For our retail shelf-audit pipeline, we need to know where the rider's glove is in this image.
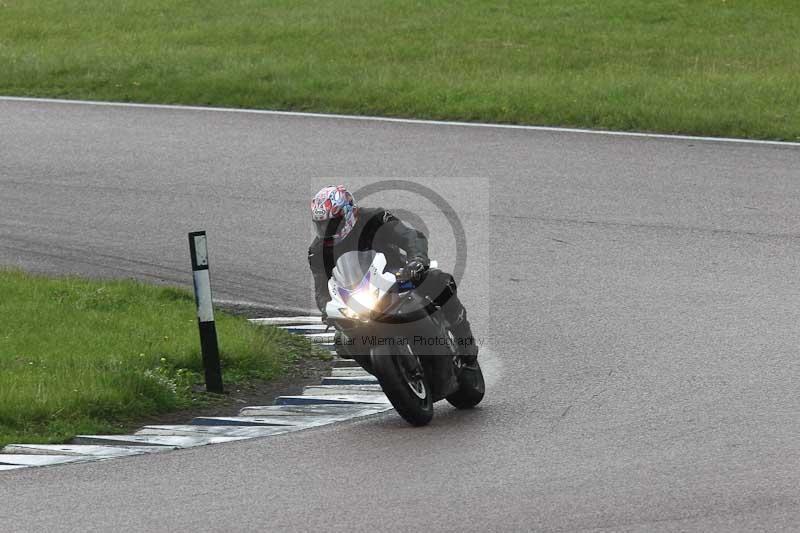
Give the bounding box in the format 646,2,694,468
397,259,428,282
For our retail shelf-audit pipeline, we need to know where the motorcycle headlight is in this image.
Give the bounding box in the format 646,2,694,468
351,288,379,311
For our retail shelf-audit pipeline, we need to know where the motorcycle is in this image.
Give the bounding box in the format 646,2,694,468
324,250,484,426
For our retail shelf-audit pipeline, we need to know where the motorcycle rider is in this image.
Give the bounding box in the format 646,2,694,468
307,185,478,366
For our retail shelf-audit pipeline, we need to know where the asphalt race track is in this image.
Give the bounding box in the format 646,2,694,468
1,98,799,532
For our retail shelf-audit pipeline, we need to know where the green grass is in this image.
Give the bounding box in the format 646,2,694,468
0,269,324,448
0,1,798,140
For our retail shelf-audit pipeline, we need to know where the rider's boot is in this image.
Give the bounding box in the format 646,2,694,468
423,268,478,366
444,302,479,366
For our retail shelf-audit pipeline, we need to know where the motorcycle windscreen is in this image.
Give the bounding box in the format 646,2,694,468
331,250,378,290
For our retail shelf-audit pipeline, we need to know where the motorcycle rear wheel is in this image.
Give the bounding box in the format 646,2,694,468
371,344,434,426
446,362,485,409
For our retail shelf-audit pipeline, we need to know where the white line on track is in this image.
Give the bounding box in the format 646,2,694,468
1,96,798,148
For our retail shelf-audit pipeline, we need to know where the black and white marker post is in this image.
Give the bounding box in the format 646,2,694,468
188,231,224,393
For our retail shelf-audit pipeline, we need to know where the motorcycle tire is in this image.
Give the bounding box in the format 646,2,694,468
446,362,485,409
371,344,434,427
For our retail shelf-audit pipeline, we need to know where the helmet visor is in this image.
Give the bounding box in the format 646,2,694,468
314,217,344,239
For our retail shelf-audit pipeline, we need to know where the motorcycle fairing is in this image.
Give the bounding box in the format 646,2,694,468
326,250,397,320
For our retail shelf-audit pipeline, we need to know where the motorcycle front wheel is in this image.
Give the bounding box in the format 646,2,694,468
371,344,434,427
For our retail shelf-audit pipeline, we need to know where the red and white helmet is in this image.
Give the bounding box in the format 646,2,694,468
310,185,357,242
